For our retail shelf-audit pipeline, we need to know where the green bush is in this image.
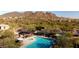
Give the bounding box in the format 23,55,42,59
0,30,20,48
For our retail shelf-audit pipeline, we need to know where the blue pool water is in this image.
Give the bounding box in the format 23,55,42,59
24,36,55,48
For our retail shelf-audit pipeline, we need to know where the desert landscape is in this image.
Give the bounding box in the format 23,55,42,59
0,11,79,48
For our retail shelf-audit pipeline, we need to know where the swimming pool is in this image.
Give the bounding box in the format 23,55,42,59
23,36,54,48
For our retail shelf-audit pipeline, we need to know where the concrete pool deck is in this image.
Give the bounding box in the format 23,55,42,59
20,36,36,48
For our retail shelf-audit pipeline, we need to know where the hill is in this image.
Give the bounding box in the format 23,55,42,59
0,11,22,17
0,11,57,18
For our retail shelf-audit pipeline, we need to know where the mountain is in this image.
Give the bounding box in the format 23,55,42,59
0,11,22,17
0,11,77,22
0,11,57,17
22,11,34,16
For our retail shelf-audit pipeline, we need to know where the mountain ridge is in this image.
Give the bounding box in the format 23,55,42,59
0,11,57,17
0,11,78,21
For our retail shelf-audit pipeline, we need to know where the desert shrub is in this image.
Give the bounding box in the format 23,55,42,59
0,30,20,48
57,35,73,48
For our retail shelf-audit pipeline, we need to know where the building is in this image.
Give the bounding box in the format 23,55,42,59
14,28,31,38
0,24,10,30
72,28,79,38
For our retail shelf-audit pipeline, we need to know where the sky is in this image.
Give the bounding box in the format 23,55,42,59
0,0,79,18
52,11,79,18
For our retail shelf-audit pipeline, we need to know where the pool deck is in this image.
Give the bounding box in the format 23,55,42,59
20,36,36,48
